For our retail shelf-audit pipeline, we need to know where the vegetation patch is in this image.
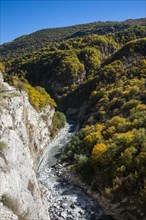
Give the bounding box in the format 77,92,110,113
4,75,57,110
0,193,19,215
1,19,146,219
23,83,57,110
0,141,6,150
51,111,66,137
0,62,5,72
62,75,146,218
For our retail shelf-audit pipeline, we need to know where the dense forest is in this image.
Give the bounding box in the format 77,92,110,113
0,17,146,219
0,17,145,60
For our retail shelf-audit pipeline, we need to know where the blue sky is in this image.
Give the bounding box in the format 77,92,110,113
0,0,145,44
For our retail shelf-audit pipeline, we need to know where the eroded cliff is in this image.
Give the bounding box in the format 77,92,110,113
0,71,55,220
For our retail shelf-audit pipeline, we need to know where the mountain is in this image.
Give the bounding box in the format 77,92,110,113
3,25,146,108
0,18,146,60
60,38,146,219
60,38,146,118
1,17,146,220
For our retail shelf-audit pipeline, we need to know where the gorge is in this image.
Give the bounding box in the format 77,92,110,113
0,71,114,220
37,122,115,220
0,17,146,220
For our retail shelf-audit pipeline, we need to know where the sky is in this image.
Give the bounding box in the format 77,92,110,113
0,0,146,44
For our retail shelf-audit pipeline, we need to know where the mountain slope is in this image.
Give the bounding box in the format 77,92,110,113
0,18,145,60
58,38,146,115
61,38,146,219
3,34,118,101
1,18,146,220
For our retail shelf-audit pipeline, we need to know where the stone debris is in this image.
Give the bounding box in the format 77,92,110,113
0,203,18,220
37,123,112,220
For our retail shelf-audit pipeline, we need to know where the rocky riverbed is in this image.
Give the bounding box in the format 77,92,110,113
37,122,115,220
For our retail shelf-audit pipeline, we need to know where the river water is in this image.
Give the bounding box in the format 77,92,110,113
37,122,114,220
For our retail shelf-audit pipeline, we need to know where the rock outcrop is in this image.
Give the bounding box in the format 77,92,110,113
0,71,55,220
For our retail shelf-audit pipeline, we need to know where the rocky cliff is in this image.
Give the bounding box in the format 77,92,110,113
0,71,55,220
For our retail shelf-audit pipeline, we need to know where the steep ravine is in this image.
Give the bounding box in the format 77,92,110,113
0,70,114,220
37,122,115,220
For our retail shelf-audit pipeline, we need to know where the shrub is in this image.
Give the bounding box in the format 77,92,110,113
51,111,66,136
122,99,140,114
0,193,19,215
91,143,107,159
0,141,6,150
93,88,106,101
0,62,5,72
120,147,137,166
24,83,57,110
8,75,57,110
108,116,129,132
76,154,94,184
113,131,134,146
108,97,125,110
103,126,116,139
83,131,102,150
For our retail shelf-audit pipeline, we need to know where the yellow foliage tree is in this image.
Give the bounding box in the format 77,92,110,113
103,126,116,139
91,143,107,160
83,131,103,148
114,131,134,146
24,83,57,110
0,62,5,72
95,124,105,132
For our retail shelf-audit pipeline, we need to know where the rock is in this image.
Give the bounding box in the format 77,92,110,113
61,212,67,219
70,203,75,209
0,71,54,220
79,210,83,215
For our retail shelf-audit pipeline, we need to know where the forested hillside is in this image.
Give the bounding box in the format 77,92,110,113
61,38,146,219
1,17,146,219
0,18,145,60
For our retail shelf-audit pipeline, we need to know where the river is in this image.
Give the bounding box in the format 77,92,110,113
37,122,114,220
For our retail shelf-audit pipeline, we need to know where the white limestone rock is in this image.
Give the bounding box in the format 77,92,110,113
0,71,54,220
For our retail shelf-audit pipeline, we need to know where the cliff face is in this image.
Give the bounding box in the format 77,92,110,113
0,71,55,220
